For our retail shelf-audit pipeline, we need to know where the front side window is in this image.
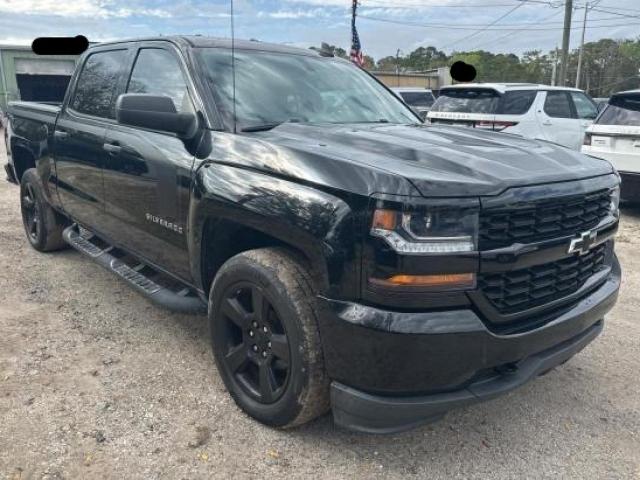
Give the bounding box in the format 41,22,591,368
127,48,192,114
570,92,598,120
71,49,127,118
430,89,500,114
543,91,573,118
196,48,417,130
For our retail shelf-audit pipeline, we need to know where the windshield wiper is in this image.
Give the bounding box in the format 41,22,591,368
240,123,282,132
240,118,305,133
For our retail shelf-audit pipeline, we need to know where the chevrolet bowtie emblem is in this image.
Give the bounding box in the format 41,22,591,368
568,230,598,256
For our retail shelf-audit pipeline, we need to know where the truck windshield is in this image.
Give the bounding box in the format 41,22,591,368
430,88,501,114
195,48,418,131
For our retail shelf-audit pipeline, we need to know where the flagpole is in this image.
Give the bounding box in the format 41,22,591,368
350,0,364,67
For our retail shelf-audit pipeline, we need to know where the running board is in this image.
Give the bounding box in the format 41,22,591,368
63,225,206,314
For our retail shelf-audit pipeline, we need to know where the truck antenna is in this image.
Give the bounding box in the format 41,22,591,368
231,0,237,133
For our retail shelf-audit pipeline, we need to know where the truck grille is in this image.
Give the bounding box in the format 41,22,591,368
479,244,607,314
479,189,611,250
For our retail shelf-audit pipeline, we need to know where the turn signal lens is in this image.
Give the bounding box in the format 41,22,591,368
371,273,476,289
372,209,397,231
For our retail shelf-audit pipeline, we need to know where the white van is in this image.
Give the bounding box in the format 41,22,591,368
583,90,640,202
427,83,598,150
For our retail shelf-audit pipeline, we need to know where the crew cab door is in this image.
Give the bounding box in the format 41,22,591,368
54,48,128,227
101,44,196,281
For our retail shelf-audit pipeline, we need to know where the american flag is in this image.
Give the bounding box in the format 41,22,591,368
350,0,364,67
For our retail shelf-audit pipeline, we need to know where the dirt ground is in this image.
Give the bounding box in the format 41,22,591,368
0,134,639,480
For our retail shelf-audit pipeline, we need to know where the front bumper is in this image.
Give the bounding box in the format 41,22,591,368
318,257,620,434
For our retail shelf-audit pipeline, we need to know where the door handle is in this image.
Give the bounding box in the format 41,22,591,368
103,143,122,155
542,120,552,126
53,130,68,140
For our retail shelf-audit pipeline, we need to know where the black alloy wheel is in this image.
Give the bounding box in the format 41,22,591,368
209,248,330,428
219,282,291,403
21,182,41,243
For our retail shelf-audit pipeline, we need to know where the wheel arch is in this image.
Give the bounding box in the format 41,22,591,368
10,142,36,182
189,163,360,299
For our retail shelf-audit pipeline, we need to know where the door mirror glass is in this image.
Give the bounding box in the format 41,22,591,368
115,93,197,137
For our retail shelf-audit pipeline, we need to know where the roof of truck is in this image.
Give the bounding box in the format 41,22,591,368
91,35,322,57
440,83,584,94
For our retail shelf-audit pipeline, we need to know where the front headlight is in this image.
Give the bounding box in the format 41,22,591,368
610,185,620,216
371,206,479,254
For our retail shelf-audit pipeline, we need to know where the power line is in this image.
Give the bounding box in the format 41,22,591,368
358,14,640,30
590,6,640,19
357,13,623,27
441,2,527,48
472,8,563,49
363,1,537,7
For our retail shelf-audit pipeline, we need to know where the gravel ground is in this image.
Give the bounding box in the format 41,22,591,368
1,134,639,479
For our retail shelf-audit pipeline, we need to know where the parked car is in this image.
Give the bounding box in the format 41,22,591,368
593,97,610,113
391,87,435,119
427,83,599,150
5,37,620,434
583,90,640,202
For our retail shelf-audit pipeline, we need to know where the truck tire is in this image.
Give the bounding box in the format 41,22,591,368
209,247,330,428
20,168,68,252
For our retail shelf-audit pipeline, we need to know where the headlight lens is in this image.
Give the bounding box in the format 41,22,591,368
610,185,620,216
371,207,478,254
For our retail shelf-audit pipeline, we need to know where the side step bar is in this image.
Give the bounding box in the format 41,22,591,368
63,224,206,314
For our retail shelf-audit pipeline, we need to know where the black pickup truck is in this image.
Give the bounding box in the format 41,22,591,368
5,36,621,433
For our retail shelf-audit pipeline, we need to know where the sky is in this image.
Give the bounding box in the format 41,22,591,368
0,0,639,60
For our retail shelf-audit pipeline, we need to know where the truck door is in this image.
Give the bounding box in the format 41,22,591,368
53,48,129,228
101,45,196,281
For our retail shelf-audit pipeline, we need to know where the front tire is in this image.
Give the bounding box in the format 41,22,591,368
209,247,330,428
20,168,68,252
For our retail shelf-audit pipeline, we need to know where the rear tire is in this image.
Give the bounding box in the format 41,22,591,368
209,247,330,428
20,168,68,252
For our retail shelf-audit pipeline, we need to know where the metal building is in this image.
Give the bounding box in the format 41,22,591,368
0,45,80,111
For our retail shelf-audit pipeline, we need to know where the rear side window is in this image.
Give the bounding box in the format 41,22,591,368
71,50,127,119
127,48,193,114
399,91,435,107
430,89,500,114
499,90,536,115
570,92,597,119
597,95,640,126
543,91,573,118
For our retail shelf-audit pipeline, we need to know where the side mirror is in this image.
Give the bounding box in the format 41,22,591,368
115,94,197,137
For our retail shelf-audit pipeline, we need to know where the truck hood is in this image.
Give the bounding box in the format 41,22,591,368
255,123,614,197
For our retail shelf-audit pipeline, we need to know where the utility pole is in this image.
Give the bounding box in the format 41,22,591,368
551,47,558,86
396,49,401,86
575,2,589,89
559,0,573,86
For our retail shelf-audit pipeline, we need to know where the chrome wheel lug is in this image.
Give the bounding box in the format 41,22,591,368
261,351,267,358
248,330,254,337
267,341,272,349
262,326,268,333
252,321,258,328
252,345,258,352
